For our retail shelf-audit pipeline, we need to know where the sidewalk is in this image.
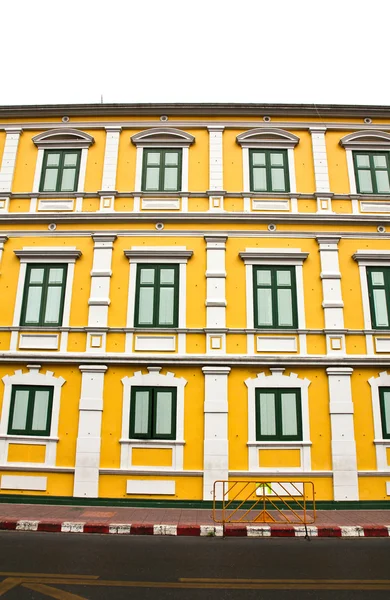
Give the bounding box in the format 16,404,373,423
0,503,389,537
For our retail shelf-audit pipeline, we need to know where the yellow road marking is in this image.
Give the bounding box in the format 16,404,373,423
0,578,23,596
23,583,87,600
0,572,98,579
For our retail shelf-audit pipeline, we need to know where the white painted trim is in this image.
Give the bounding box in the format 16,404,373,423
368,371,390,471
134,335,176,351
256,336,297,352
0,128,22,193
346,149,357,194
0,236,7,268
182,147,189,193
32,149,44,194
287,148,297,194
1,475,47,491
77,148,88,193
245,369,311,472
126,480,175,495
135,147,143,193
101,127,121,191
243,147,250,193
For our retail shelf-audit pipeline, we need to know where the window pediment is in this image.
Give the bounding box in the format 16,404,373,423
340,130,390,150
33,129,94,149
131,127,195,147
237,128,299,148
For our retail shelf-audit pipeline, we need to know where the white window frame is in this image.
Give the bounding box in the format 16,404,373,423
11,247,82,352
245,368,311,472
368,370,390,471
120,366,187,471
32,128,94,195
340,130,390,196
0,365,65,469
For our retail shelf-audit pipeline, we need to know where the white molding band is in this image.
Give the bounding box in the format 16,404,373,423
368,371,390,471
32,128,94,149
236,128,300,149
101,127,121,193
0,128,22,193
317,237,345,354
14,247,81,263
73,364,108,498
245,368,311,473
326,367,359,501
202,366,231,500
340,130,390,151
0,235,7,268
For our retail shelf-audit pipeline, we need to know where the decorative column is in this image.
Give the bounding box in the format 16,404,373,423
205,235,227,354
73,364,107,497
99,126,121,212
202,366,231,500
0,127,22,212
0,236,7,269
317,237,345,354
310,126,333,213
207,125,225,211
87,235,116,352
327,367,359,501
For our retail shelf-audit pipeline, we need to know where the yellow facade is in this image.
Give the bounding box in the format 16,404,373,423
0,102,390,505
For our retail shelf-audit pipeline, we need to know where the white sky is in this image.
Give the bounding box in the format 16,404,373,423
1,0,389,107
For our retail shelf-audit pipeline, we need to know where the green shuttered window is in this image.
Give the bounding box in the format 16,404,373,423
142,149,182,192
353,152,390,194
249,149,289,193
20,264,68,327
8,386,53,436
367,267,390,329
253,266,297,328
130,387,177,440
256,388,302,441
134,265,179,328
40,150,82,193
379,388,390,439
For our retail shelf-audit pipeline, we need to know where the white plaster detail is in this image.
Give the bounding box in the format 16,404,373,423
375,337,390,353
134,335,176,352
32,129,94,149
368,371,390,471
360,201,390,213
245,369,311,473
0,236,8,268
0,196,9,213
256,336,297,352
0,128,22,193
207,125,224,191
101,126,121,191
309,127,330,193
317,237,344,336
327,367,359,500
0,475,47,491
99,195,115,212
141,197,180,210
19,334,59,350
126,480,175,495
386,482,390,495
252,199,290,211
37,199,74,212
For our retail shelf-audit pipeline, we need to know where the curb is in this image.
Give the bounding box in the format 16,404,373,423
0,520,390,538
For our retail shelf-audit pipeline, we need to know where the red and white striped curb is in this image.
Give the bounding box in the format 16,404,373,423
0,520,390,537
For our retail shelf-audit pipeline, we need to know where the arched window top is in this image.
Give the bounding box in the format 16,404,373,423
245,367,310,390
32,128,94,148
340,130,390,150
237,128,300,148
131,127,195,147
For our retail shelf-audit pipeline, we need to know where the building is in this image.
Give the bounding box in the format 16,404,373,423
0,102,390,506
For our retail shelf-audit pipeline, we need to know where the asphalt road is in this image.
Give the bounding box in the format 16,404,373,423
0,532,389,599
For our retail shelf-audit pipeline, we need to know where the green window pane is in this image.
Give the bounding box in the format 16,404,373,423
32,390,50,431
25,287,43,323
259,393,276,436
63,153,78,167
12,390,29,430
163,167,178,191
281,393,298,436
165,153,179,166
277,270,291,286
376,171,390,193
277,288,293,327
46,153,61,167
44,287,62,324
42,169,58,192
145,168,160,191
271,168,286,191
356,154,370,168
374,155,387,168
29,268,44,284
159,287,174,325
382,391,390,435
140,269,155,284
270,153,284,167
372,272,385,286
252,152,266,166
147,152,161,166
155,391,173,435
133,391,150,435
138,288,154,325
257,270,271,286
257,288,273,326
48,268,64,284
253,168,267,191
160,269,175,285
358,170,373,193
373,289,389,327
60,168,77,191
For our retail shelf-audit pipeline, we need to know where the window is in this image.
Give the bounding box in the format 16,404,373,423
250,149,289,193
8,386,53,436
379,388,390,439
353,152,390,194
256,388,302,441
134,265,179,328
39,150,81,193
130,387,176,440
253,266,297,328
367,267,390,329
142,149,182,192
20,264,67,327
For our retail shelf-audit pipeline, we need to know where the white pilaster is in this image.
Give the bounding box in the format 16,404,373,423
317,237,345,353
87,235,116,352
100,126,121,211
202,366,231,500
310,127,333,213
327,367,359,501
0,128,22,194
207,126,225,211
0,236,7,269
205,235,227,354
73,364,107,498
